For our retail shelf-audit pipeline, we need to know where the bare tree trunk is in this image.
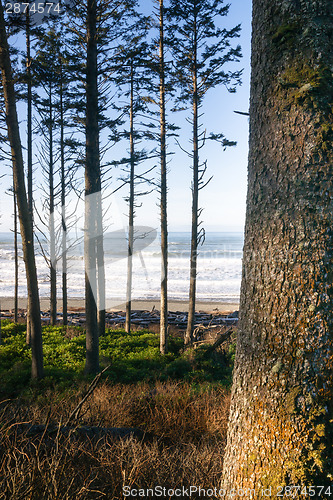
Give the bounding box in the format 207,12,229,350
125,61,135,335
185,18,198,346
84,194,98,374
96,192,105,337
60,65,67,326
0,0,43,379
222,0,333,491
61,200,67,326
14,188,18,323
26,9,32,344
159,0,168,355
49,85,57,326
85,0,100,374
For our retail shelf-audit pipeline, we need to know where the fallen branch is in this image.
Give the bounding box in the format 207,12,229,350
65,365,111,426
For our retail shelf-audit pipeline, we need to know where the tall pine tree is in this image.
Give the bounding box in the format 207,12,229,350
112,17,156,334
34,26,63,326
166,0,241,345
0,0,43,379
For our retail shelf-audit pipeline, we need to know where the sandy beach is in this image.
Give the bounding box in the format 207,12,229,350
0,297,239,314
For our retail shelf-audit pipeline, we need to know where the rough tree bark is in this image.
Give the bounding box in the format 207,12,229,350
222,0,333,493
0,0,43,379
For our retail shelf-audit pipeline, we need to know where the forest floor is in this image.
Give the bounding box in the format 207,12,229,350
0,321,235,499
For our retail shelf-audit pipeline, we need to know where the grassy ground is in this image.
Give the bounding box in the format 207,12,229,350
0,321,234,499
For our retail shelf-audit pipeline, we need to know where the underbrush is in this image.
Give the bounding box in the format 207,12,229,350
0,322,234,498
0,322,234,396
0,382,230,499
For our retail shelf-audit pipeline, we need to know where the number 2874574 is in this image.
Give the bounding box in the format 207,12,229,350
5,2,61,15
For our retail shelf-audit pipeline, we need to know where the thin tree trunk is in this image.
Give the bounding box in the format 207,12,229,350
49,85,57,326
185,16,198,346
96,192,105,337
60,64,67,326
159,0,168,355
125,61,135,334
14,188,18,323
85,0,100,374
222,0,333,490
26,10,32,226
61,199,67,326
0,0,43,379
26,9,32,344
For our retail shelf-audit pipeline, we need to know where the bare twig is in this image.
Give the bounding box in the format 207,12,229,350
65,366,111,426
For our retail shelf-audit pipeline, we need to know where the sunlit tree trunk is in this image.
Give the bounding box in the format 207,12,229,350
0,0,43,379
222,0,333,491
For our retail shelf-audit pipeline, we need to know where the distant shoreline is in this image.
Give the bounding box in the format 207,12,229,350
0,297,239,314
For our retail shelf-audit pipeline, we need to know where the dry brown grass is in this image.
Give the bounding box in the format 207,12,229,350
0,382,230,499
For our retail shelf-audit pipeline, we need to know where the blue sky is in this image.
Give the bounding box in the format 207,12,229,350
0,0,252,233
130,0,252,232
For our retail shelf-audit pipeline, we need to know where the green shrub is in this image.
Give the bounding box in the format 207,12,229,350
0,321,26,338
0,332,31,370
0,325,234,395
165,358,193,379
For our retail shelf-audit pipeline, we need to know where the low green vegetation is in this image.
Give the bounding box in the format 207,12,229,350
0,321,234,497
0,321,235,396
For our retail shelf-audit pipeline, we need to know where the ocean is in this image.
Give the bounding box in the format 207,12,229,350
0,231,243,303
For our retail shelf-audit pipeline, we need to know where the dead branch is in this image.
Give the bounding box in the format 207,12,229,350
202,327,233,358
65,365,111,426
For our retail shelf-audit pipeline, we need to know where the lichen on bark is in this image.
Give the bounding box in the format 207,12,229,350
222,0,333,495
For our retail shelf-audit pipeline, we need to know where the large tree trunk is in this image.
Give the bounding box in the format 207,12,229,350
0,0,43,379
159,0,168,355
222,0,333,491
85,0,100,374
